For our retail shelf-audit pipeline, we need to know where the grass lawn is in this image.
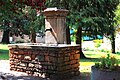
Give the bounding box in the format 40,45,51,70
0,44,9,60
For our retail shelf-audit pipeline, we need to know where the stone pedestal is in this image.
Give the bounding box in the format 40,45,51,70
43,8,68,44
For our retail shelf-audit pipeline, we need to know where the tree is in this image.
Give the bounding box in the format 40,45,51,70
69,0,119,54
96,0,119,53
0,0,21,43
0,0,46,43
21,7,45,43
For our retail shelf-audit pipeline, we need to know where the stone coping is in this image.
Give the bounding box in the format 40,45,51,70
44,7,68,12
8,43,80,48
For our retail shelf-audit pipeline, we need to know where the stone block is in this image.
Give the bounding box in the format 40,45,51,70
70,60,77,65
49,56,56,63
24,56,31,60
18,55,24,60
74,54,80,59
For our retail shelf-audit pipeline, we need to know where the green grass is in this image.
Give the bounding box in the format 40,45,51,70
0,44,9,60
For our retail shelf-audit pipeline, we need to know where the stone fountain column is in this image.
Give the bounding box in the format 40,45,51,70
43,8,68,44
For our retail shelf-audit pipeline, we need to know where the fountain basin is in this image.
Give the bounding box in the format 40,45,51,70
8,43,80,79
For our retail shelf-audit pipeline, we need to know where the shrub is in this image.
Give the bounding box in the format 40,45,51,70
94,43,101,48
100,49,106,52
94,54,119,70
93,39,103,43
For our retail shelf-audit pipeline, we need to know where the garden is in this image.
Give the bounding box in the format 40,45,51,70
1,0,120,80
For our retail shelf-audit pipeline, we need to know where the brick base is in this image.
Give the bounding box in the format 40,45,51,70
8,43,80,79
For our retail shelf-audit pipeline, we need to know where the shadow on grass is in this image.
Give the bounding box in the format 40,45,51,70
80,57,100,63
116,52,120,56
0,49,9,60
0,49,9,53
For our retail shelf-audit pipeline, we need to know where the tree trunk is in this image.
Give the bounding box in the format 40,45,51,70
76,26,86,59
30,30,36,43
66,26,71,44
1,30,10,44
111,33,115,53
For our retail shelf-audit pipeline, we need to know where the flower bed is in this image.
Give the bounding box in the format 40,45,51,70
91,54,120,80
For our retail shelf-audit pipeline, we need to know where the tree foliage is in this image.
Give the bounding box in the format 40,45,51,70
0,0,45,43
0,0,119,54
46,0,118,36
114,3,120,26
0,0,23,43
45,0,119,55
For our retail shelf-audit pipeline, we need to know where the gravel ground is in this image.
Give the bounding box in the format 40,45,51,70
0,60,83,80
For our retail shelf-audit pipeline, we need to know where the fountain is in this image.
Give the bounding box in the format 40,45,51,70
8,8,80,80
